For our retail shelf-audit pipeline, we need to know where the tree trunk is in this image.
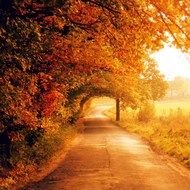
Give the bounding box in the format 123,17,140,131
116,98,120,121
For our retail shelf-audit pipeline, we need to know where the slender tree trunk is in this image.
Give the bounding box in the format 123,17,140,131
170,89,172,97
116,98,120,121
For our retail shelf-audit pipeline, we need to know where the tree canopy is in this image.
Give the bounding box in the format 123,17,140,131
0,0,189,145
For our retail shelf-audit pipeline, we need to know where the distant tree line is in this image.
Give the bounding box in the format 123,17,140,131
166,77,190,99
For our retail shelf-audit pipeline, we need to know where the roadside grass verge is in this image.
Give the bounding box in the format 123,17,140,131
107,100,190,168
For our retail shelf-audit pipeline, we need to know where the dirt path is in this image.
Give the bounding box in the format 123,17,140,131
23,106,190,190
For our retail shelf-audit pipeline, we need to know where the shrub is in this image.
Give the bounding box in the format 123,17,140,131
137,102,155,122
9,124,76,166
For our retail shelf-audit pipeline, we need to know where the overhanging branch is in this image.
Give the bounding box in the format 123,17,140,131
151,2,190,48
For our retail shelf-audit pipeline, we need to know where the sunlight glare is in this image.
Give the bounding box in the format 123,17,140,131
152,45,190,80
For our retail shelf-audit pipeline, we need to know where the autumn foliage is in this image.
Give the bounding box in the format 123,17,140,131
0,0,189,172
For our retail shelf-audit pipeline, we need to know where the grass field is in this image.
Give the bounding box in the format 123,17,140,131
155,99,190,116
107,99,190,168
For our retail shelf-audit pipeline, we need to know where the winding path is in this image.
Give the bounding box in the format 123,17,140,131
24,105,190,190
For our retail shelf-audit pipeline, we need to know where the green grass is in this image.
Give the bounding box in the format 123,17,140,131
107,99,190,168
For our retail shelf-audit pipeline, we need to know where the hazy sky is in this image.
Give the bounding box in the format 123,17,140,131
152,45,190,80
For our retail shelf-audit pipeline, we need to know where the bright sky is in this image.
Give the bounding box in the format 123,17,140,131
152,45,190,80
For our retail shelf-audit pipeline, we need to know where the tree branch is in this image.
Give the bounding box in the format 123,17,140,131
81,0,120,14
151,2,190,48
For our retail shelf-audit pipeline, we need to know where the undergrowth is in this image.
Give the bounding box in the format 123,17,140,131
0,119,80,190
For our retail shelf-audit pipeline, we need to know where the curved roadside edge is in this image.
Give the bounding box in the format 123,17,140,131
112,119,190,180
